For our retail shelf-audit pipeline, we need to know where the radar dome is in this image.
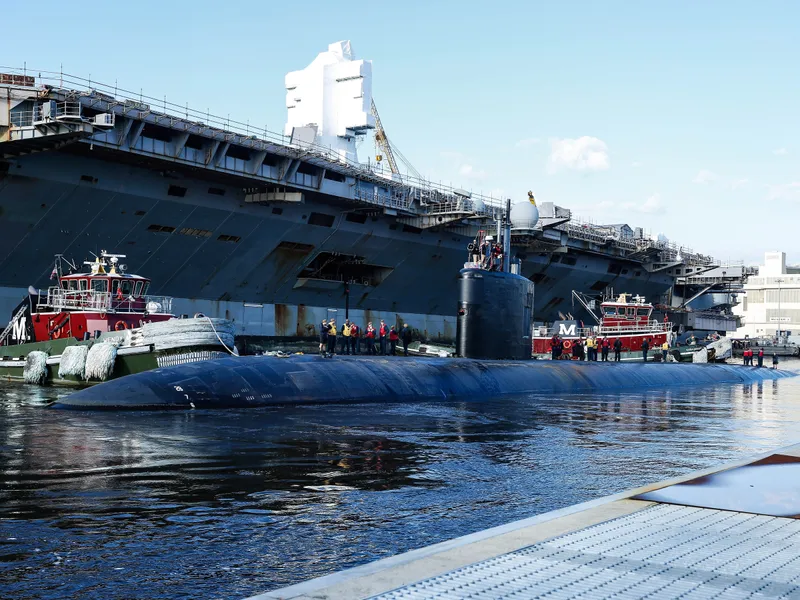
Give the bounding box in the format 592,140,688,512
510,201,540,229
472,198,486,213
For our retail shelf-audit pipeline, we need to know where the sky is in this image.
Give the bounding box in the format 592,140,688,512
3,0,799,264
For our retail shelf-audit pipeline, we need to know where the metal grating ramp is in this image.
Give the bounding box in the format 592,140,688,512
371,504,800,599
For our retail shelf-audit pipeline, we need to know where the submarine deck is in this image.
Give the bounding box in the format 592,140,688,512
252,441,800,600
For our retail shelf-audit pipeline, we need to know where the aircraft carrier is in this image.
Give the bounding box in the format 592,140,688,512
0,42,730,346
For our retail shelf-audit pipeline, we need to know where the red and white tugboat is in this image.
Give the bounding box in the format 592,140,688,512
532,293,671,360
32,251,173,341
0,251,236,385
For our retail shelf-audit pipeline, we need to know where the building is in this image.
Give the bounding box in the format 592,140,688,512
734,252,800,340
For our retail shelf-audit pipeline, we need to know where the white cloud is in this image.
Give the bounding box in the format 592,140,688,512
766,182,800,200
594,194,664,215
619,193,664,214
515,137,541,148
458,164,487,180
773,147,788,156
692,169,718,184
731,178,749,190
547,136,610,173
631,161,642,168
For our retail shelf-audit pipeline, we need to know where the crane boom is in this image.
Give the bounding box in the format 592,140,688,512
370,99,400,175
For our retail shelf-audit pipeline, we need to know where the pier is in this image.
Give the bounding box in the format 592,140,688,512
255,442,800,599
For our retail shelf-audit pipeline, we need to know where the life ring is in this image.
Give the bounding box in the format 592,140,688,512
114,321,126,331
562,340,573,350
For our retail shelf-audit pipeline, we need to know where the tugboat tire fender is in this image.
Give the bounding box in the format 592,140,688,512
194,313,206,319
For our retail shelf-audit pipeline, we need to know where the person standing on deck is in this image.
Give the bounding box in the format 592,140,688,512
319,319,328,354
586,336,595,361
641,338,650,362
772,353,779,369
388,325,399,355
401,324,412,356
613,338,622,362
757,348,764,368
550,334,560,360
365,322,376,355
601,337,610,362
327,320,337,354
350,321,359,354
379,320,389,355
340,319,351,354
662,340,669,363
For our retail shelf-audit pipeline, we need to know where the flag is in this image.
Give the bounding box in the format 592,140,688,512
50,267,57,280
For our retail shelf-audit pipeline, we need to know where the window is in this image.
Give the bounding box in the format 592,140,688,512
111,280,120,295
637,308,650,317
178,227,213,238
91,279,109,293
78,279,88,291
141,282,150,296
308,212,335,227
167,185,188,197
65,280,78,291
217,234,241,243
134,281,143,296
120,280,134,295
603,306,617,316
148,224,176,234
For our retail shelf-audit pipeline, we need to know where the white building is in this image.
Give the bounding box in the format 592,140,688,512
734,251,800,340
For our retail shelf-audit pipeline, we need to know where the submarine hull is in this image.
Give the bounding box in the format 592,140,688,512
54,355,792,410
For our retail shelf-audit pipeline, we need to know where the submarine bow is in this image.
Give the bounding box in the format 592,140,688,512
54,356,793,410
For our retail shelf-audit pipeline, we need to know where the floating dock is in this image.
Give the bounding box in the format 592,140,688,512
252,441,800,599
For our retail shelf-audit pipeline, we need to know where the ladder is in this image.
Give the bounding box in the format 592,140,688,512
0,304,28,346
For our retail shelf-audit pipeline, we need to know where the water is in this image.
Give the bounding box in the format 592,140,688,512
2,376,800,599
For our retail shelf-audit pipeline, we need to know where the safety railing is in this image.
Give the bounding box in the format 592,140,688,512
38,288,172,314
533,321,671,338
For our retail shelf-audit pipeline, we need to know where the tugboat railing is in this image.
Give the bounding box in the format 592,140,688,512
533,321,671,338
38,288,173,314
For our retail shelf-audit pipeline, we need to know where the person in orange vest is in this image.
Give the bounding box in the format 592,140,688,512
388,325,400,355
365,322,376,355
757,348,764,368
379,320,389,355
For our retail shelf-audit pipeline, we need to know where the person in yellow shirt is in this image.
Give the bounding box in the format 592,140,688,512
327,320,337,354
662,340,669,363
341,319,351,354
586,336,596,361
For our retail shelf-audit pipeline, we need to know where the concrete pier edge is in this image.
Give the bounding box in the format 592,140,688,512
250,439,800,600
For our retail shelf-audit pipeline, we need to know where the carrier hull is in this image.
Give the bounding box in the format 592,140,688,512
0,149,675,343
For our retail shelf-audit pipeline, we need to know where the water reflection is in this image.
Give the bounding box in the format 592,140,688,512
1,375,800,599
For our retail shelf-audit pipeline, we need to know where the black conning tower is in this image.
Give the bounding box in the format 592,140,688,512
456,269,534,360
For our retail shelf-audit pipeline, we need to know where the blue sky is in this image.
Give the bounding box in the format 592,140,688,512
4,1,798,263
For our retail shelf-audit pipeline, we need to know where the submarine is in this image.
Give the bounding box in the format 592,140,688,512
54,201,793,410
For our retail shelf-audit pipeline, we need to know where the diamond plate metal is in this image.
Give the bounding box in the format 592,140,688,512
371,504,800,599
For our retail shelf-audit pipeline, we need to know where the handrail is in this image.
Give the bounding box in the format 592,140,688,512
37,288,172,314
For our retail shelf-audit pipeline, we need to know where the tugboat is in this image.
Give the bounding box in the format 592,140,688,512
0,251,236,385
532,293,671,361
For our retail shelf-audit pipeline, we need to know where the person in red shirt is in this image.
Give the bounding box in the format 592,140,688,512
388,325,399,355
349,322,359,354
379,320,389,355
365,322,376,355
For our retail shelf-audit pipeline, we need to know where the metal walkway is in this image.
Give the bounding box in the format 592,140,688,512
372,504,800,599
